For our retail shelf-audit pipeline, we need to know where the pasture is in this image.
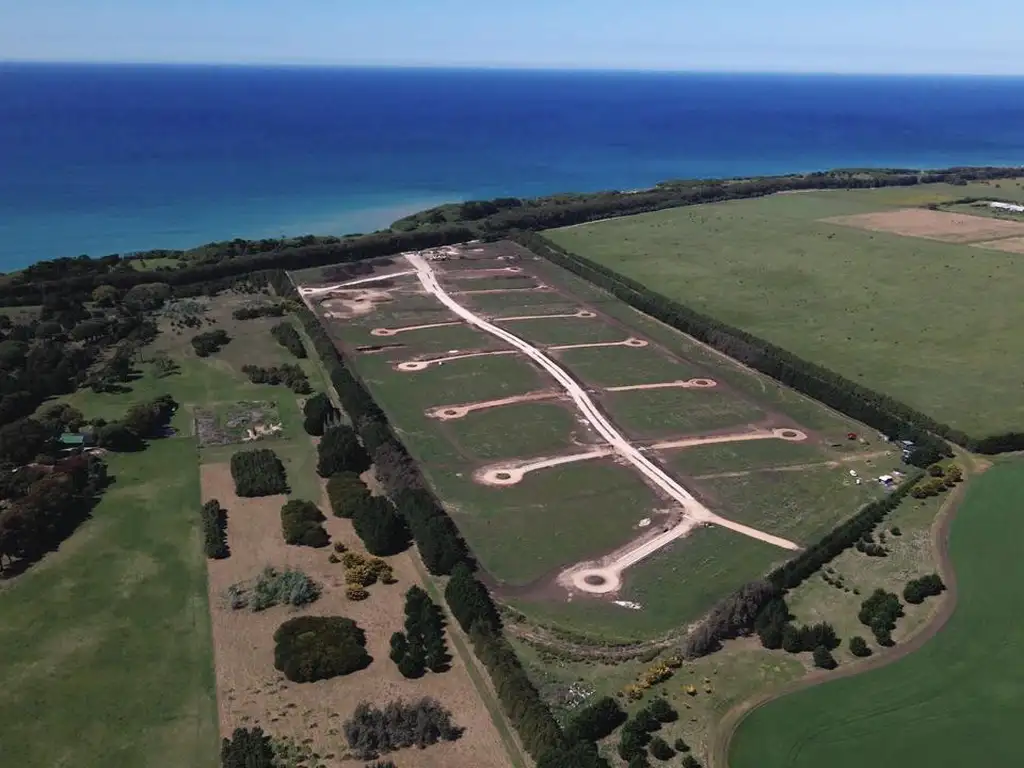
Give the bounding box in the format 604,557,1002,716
547,185,1024,436
297,242,892,640
728,460,1024,768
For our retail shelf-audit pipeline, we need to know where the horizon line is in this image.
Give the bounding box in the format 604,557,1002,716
3,59,1024,79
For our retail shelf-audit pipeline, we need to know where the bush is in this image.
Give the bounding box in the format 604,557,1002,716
565,695,626,742
346,585,370,601
190,329,230,357
317,425,371,478
849,635,872,657
241,363,311,394
674,737,690,753
681,756,702,768
273,615,371,682
280,499,330,548
200,499,228,559
391,586,450,675
221,727,276,768
646,697,678,723
859,589,904,646
233,302,286,320
813,644,838,670
229,567,321,611
891,526,902,536
343,698,463,759
904,573,946,604
271,321,307,358
303,392,340,436
649,736,674,760
230,448,288,496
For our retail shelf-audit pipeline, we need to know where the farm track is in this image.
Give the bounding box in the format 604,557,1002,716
708,466,971,768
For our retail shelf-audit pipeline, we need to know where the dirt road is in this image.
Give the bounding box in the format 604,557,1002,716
405,252,801,564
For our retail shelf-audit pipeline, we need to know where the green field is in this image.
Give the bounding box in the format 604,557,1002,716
0,440,218,768
547,187,1024,436
729,460,1024,768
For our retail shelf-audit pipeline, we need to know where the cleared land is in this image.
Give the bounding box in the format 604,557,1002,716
296,242,891,639
826,207,1024,243
547,186,1024,435
729,461,1024,768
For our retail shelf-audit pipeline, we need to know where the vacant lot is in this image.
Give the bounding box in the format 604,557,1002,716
826,207,1024,243
0,440,218,768
729,460,1024,768
297,243,890,640
548,188,1024,435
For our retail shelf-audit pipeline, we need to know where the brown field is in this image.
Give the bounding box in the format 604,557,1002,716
201,462,512,768
825,207,1024,243
972,236,1024,254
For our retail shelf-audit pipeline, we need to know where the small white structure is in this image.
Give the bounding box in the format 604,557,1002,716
990,201,1024,213
849,470,858,477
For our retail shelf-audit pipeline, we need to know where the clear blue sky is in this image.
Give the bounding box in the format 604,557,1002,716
2,0,1022,75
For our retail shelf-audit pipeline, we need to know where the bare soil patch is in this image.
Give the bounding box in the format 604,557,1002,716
972,235,1024,254
825,208,1024,243
320,288,395,319
201,463,510,768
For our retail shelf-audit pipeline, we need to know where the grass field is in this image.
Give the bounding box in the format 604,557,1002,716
729,460,1024,768
0,440,218,768
547,186,1024,436
297,243,892,641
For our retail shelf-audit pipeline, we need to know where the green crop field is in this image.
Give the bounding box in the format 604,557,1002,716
729,460,1024,768
297,243,894,638
547,187,1024,436
0,439,218,768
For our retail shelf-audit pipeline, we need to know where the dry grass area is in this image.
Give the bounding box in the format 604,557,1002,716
825,207,1024,243
201,462,511,768
973,235,1024,254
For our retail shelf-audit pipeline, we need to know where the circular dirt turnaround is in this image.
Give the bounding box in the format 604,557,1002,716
576,310,598,319
624,338,649,348
773,428,809,441
370,327,397,337
478,467,525,486
570,568,622,594
505,266,523,273
687,378,717,388
427,406,468,420
396,360,431,372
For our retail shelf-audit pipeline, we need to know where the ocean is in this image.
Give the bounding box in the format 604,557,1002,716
2,63,1024,269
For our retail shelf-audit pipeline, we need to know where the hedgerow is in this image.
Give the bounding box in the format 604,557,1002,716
390,585,450,678
242,363,311,394
230,448,288,497
271,321,307,358
316,425,371,477
200,498,228,559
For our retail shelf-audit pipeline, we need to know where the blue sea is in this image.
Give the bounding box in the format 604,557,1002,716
2,63,1024,268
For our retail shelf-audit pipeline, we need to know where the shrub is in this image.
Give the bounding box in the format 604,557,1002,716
200,499,228,559
859,589,904,646
618,723,650,760
190,329,230,357
303,393,340,436
280,499,330,548
646,697,678,723
343,698,463,759
891,526,902,536
317,425,371,478
346,586,370,601
271,321,306,358
230,448,288,497
221,727,276,768
813,644,838,670
649,736,674,761
326,471,373,517
391,586,450,675
273,615,371,682
233,302,286,320
904,573,946,604
242,363,311,394
229,567,321,611
849,635,873,657
674,737,690,753
565,695,626,742
681,756,702,768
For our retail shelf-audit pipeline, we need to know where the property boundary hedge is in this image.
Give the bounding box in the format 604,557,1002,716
515,232,1024,454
